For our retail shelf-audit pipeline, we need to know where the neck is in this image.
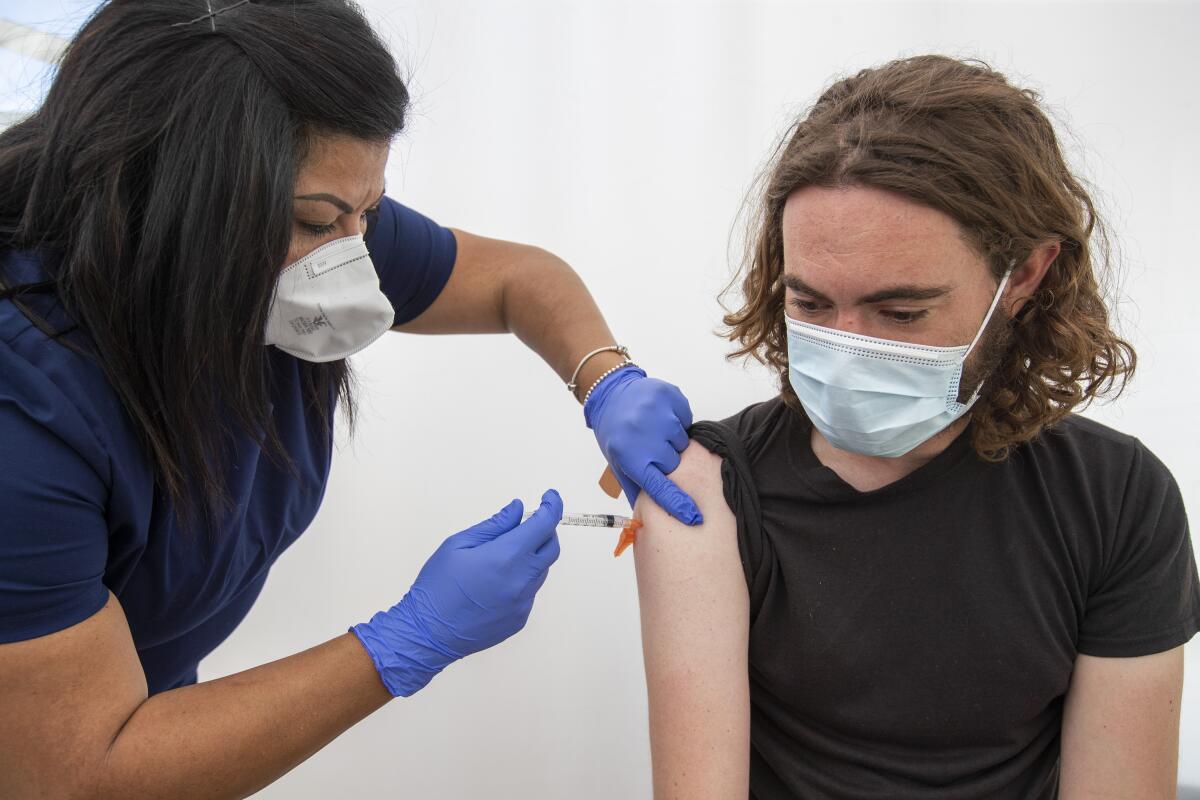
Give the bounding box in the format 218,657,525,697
809,417,970,493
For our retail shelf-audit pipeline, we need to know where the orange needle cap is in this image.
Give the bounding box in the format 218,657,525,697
613,519,642,558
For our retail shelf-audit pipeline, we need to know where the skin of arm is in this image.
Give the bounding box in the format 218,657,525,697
1059,648,1184,799
633,441,750,799
0,592,392,800
393,229,629,401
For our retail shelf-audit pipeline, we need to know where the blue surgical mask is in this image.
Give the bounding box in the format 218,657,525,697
785,270,1012,458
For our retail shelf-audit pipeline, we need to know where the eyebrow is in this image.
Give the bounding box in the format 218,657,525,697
294,185,387,215
783,274,952,305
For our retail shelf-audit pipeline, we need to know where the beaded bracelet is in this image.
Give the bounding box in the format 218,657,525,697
581,360,637,407
567,344,629,395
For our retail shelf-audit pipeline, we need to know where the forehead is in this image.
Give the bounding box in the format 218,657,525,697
781,185,982,282
295,134,389,197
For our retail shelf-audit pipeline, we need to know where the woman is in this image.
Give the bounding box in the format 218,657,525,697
0,1,699,796
633,56,1199,798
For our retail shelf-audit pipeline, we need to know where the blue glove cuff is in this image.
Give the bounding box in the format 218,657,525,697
351,597,462,698
583,364,646,429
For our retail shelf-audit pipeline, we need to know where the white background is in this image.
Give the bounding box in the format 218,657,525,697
6,1,1199,797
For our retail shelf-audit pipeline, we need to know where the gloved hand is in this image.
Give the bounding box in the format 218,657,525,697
584,365,702,525
351,490,563,697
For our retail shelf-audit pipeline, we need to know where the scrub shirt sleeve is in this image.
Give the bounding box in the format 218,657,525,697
1076,442,1200,657
0,355,110,643
365,197,457,325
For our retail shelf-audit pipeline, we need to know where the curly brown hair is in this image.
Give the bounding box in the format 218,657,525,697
722,55,1135,460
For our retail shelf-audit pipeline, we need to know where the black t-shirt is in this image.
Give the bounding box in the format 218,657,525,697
689,397,1199,800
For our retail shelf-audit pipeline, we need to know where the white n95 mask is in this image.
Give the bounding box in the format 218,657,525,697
785,269,1012,458
264,234,395,363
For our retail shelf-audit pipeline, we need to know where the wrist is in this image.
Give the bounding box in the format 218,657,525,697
583,363,646,429
573,351,628,403
350,600,459,698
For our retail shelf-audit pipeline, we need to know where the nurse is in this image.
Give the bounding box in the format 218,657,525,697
0,1,699,796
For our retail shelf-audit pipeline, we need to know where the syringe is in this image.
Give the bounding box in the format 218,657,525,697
522,511,632,529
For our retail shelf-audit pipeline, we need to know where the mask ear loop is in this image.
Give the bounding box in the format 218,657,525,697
964,262,1016,357
959,261,1016,404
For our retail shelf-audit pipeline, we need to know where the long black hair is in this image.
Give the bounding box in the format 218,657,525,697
0,0,409,533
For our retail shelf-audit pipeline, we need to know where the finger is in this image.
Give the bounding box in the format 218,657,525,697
502,489,563,553
650,441,683,475
663,382,694,429
664,419,689,452
532,530,561,567
641,463,703,526
452,498,524,547
519,564,552,601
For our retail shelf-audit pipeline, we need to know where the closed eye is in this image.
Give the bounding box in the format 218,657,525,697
298,221,338,237
880,309,930,325
790,298,829,316
298,205,382,239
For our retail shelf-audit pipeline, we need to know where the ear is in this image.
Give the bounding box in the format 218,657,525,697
1004,240,1061,317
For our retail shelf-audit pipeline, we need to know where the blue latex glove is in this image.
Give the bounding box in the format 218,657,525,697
351,490,563,697
584,365,702,525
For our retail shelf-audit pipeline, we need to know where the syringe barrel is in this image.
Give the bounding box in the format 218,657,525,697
521,511,630,528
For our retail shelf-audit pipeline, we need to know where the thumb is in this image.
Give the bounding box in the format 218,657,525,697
501,489,563,554
452,498,524,548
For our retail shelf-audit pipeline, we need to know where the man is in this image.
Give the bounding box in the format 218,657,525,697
633,55,1199,799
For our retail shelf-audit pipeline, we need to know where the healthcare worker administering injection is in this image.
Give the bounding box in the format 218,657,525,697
0,2,701,797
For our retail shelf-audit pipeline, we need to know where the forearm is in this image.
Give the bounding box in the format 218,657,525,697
98,633,390,800
497,245,626,400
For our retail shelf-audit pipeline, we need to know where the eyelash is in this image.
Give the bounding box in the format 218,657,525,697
883,309,928,325
789,299,929,325
299,221,337,237
298,206,381,238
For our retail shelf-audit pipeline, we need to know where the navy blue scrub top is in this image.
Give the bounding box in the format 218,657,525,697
0,198,455,694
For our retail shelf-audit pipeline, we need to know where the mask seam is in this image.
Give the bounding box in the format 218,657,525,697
301,253,372,281
793,335,966,366
279,236,367,277
785,318,965,355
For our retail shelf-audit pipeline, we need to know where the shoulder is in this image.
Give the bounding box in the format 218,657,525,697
1,253,127,485
364,197,458,323
1017,415,1188,588
690,395,800,462
1021,414,1174,492
714,394,796,441
635,441,730,552
365,196,456,262
668,440,726,495
1038,413,1141,454
0,289,117,641
0,344,114,491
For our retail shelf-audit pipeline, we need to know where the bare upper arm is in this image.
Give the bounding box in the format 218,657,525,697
1059,648,1184,799
0,593,148,799
391,229,540,335
634,440,750,800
